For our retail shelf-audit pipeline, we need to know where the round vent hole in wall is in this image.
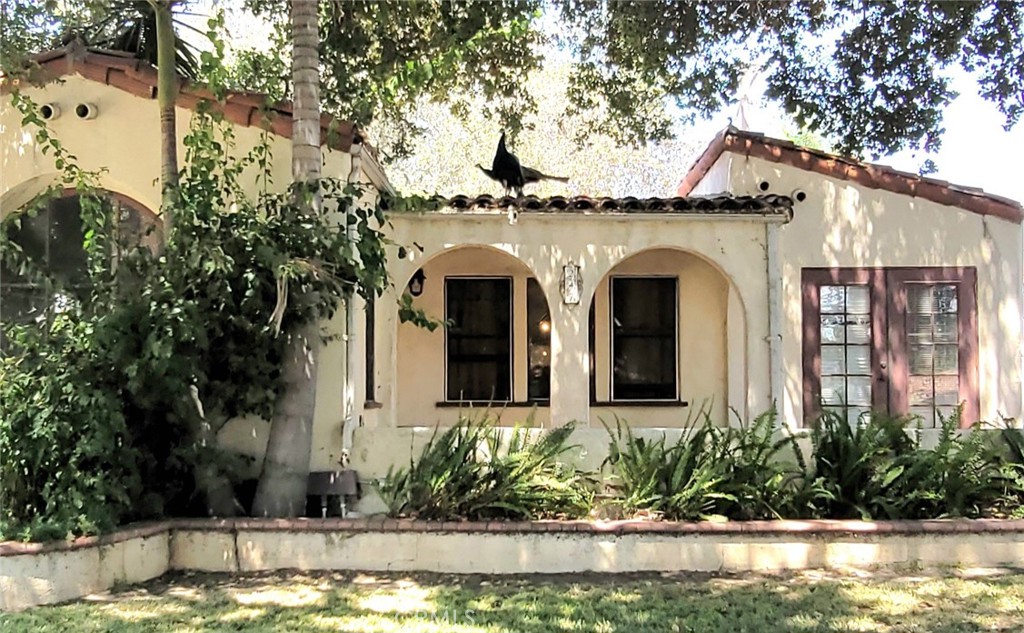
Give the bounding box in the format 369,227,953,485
758,180,770,191
40,104,60,120
75,103,97,119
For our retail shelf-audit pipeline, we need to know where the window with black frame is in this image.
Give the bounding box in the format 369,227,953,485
445,277,512,401
526,278,551,401
611,276,678,400
0,193,159,351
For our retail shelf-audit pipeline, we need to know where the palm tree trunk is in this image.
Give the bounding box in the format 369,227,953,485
149,0,179,236
252,0,322,517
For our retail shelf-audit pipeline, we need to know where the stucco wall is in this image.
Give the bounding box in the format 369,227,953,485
0,76,372,472
721,153,1023,426
377,211,777,430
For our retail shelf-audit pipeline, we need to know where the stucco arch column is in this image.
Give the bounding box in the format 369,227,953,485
519,246,594,427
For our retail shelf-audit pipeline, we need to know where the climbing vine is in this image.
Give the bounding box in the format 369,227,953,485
0,89,391,540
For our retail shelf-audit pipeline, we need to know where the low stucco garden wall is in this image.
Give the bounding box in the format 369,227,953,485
6,518,1024,612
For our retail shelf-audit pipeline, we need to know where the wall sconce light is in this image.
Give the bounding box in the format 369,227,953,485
407,268,426,297
560,261,581,305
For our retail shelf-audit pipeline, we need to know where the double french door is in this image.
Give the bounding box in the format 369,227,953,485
802,267,978,427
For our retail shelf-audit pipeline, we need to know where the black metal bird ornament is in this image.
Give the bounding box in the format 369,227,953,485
476,132,569,198
476,131,525,196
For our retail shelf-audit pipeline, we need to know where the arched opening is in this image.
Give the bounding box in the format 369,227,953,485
588,247,740,427
0,189,160,330
395,245,551,426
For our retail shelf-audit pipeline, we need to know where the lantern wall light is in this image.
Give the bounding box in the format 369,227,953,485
408,268,426,297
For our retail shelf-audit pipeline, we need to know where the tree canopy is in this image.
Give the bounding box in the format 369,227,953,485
4,1,1023,161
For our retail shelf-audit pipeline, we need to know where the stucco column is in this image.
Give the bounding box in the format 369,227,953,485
549,296,590,426
766,223,785,422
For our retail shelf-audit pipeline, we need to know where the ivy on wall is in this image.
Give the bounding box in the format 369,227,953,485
0,90,391,540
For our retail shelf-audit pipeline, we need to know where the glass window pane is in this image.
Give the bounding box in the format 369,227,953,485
908,286,935,314
909,375,934,405
820,286,845,313
934,344,959,375
846,345,871,375
934,314,958,343
845,286,869,314
908,314,933,340
446,278,511,401
910,406,937,428
847,376,871,406
848,408,871,426
936,405,959,424
935,285,958,313
909,345,934,375
821,376,846,405
846,315,870,344
612,277,677,400
821,346,846,375
526,278,550,400
821,315,845,343
934,375,959,405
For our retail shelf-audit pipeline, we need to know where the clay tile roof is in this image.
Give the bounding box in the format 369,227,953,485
418,193,793,219
677,126,1023,224
2,44,367,156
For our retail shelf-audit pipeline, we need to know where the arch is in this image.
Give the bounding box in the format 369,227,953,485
595,243,749,318
0,187,162,328
394,244,554,426
395,242,545,293
588,246,747,426
1,173,160,223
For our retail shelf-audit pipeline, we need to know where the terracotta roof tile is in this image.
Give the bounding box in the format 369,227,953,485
678,126,1023,224
2,44,368,156
400,193,793,219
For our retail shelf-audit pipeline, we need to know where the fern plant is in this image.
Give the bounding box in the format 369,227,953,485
377,413,592,520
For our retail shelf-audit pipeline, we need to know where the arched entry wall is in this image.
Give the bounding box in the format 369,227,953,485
587,247,743,427
380,212,776,429
392,244,553,427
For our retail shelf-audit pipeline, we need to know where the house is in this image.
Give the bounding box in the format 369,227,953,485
3,48,1022,504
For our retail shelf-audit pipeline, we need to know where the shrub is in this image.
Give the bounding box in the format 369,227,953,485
377,414,593,520
603,409,805,521
0,92,389,539
806,408,1014,520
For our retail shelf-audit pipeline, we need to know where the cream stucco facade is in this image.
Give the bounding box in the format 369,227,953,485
689,150,1023,427
3,64,1023,507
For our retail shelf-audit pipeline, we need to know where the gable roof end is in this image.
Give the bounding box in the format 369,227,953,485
3,44,393,192
677,126,1023,225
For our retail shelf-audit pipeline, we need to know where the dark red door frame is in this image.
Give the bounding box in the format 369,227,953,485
802,267,979,427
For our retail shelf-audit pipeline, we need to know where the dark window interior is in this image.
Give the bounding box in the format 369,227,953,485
446,277,511,401
526,278,550,400
611,276,678,400
364,295,375,402
1,193,157,350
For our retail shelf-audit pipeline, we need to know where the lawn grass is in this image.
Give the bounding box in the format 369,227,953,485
2,569,1024,632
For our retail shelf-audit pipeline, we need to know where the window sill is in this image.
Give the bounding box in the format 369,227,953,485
591,400,689,408
436,400,550,408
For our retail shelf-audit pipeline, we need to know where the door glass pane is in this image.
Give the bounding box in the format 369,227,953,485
820,286,845,313
817,283,871,419
934,375,959,405
905,283,959,427
846,315,870,344
846,345,871,375
821,376,846,405
845,286,870,314
821,315,845,343
821,346,845,375
847,376,871,406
